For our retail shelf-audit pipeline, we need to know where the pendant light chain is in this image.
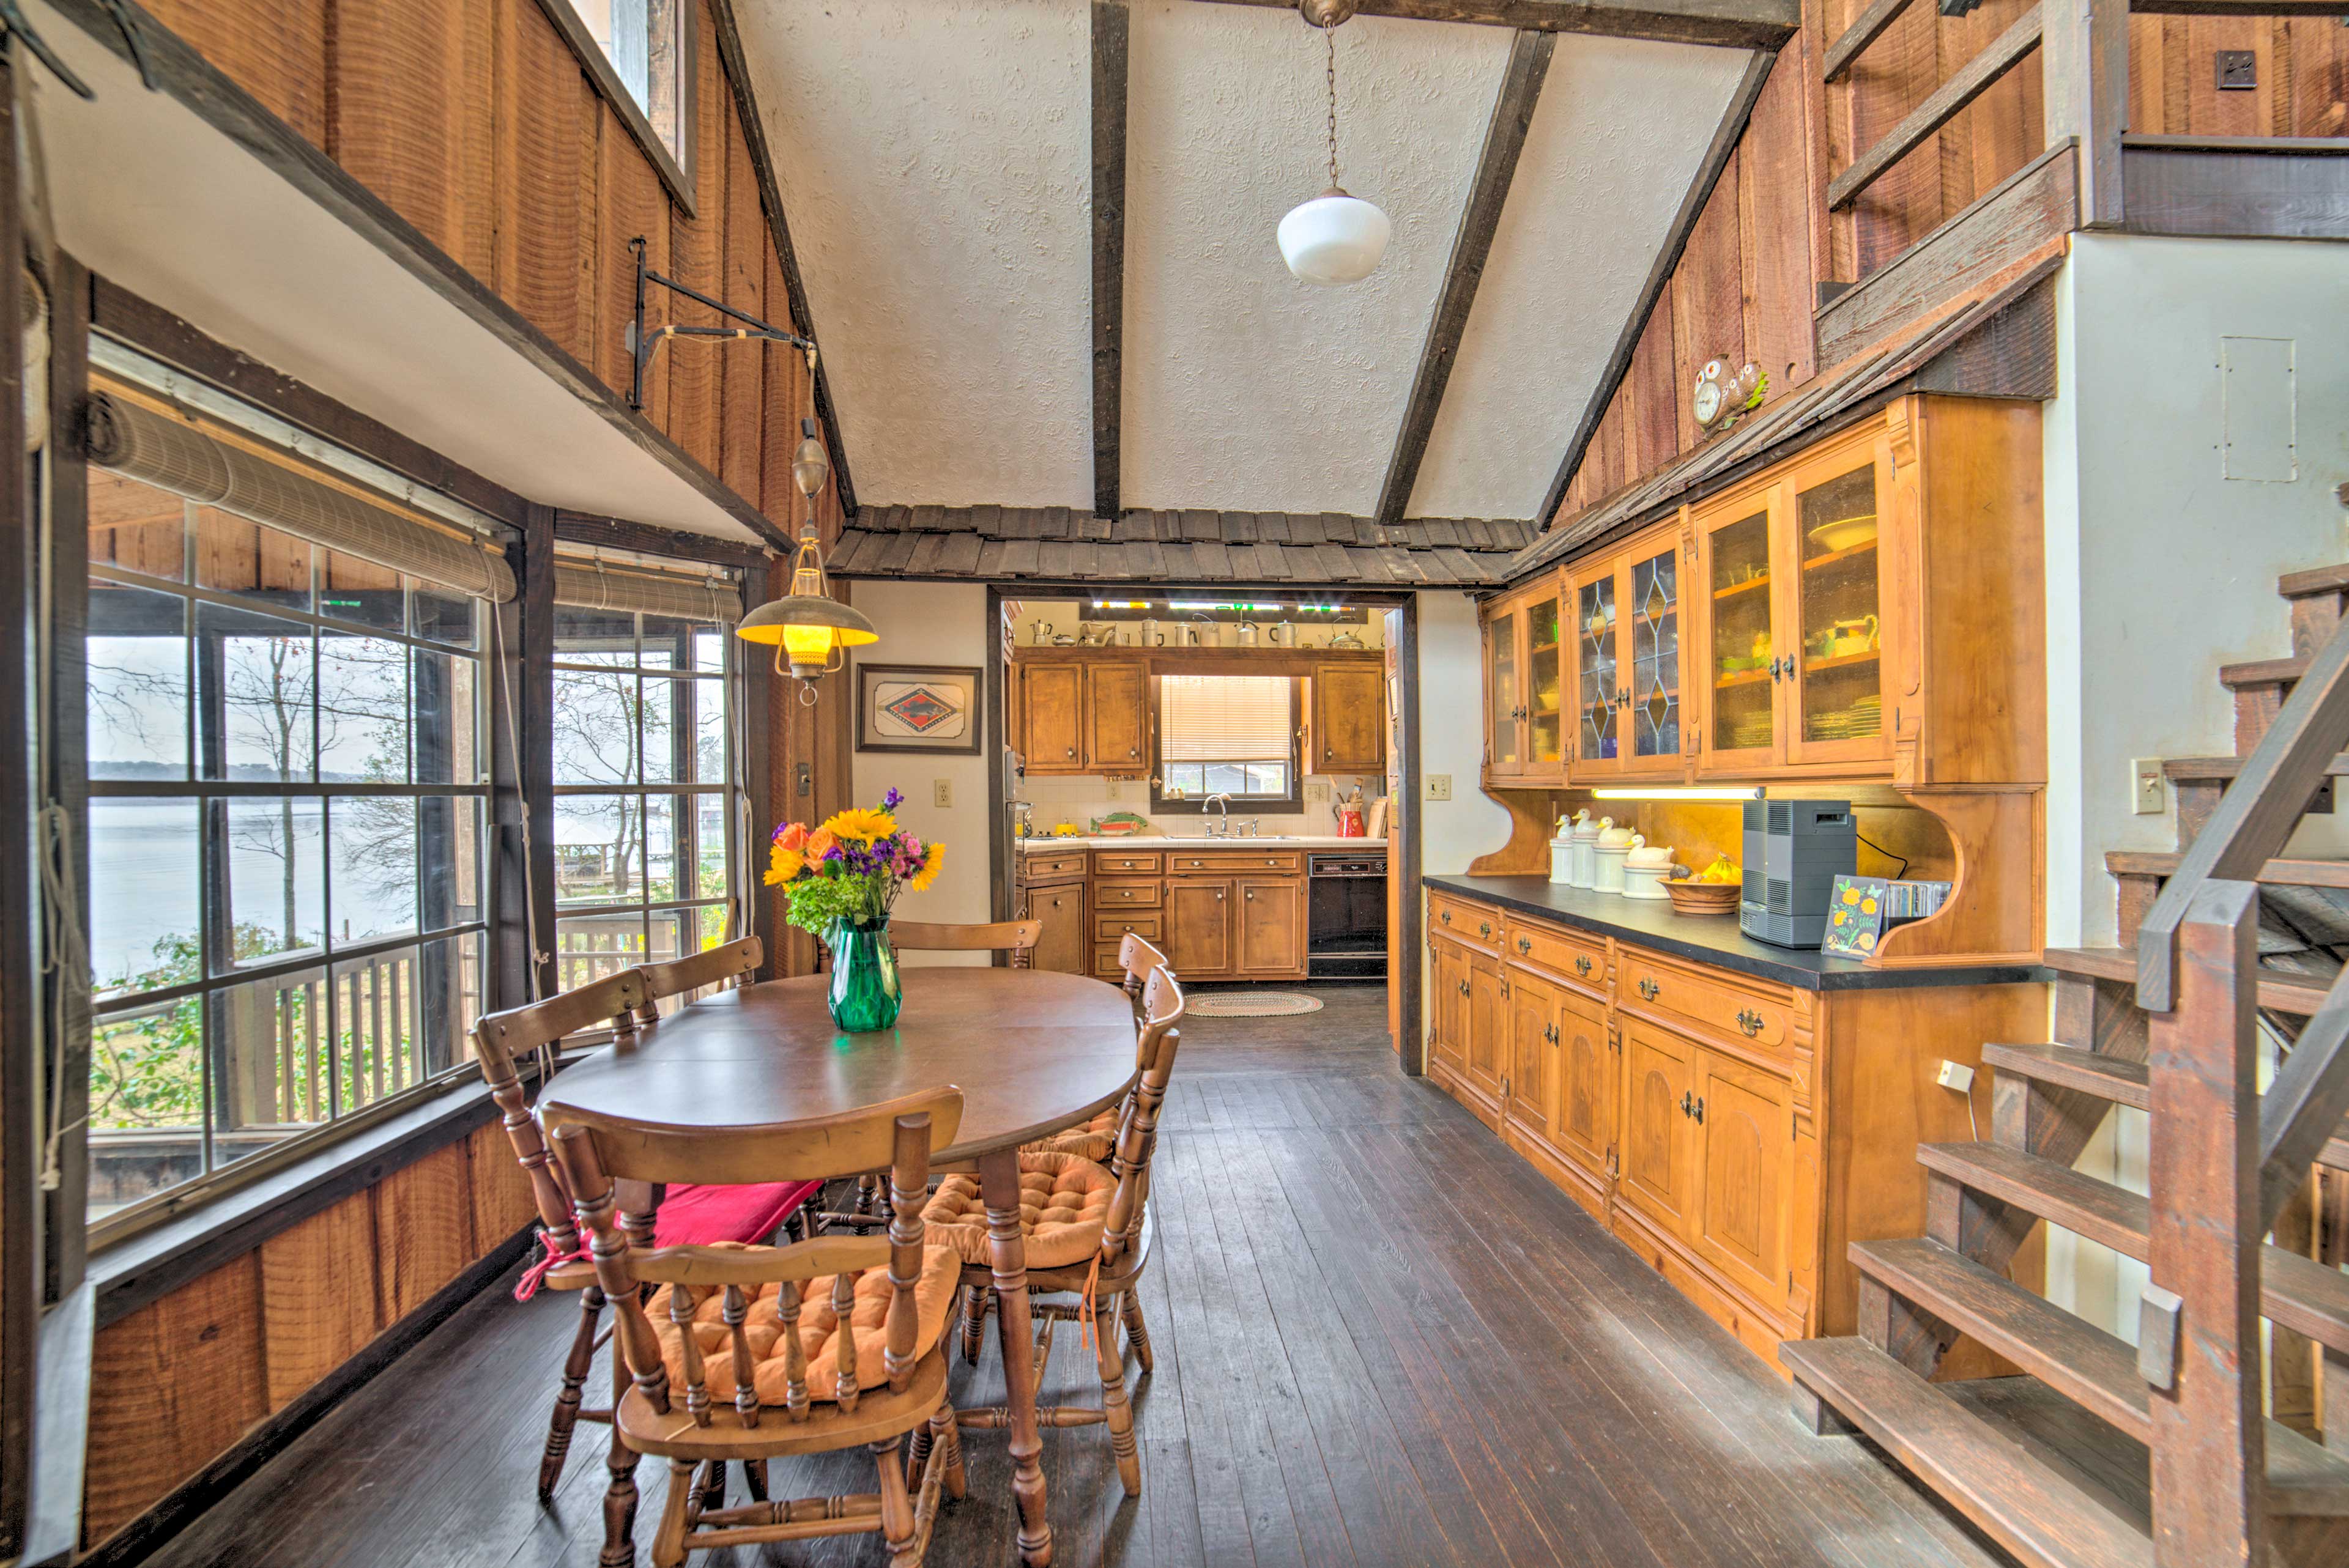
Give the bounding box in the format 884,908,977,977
1325,25,1340,190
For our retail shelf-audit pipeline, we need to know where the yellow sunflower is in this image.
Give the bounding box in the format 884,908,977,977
822,807,899,844
909,841,945,892
764,845,806,886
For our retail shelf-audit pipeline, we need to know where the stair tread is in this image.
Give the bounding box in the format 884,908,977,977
1850,1238,2148,1436
1917,1142,2349,1353
2104,850,2349,890
1983,1043,2151,1109
2219,655,2306,687
1780,1337,2151,1568
2039,947,2332,1014
2160,753,2349,782
2279,561,2349,599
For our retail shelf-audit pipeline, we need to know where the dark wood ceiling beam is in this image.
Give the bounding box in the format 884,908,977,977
1190,0,1798,50
708,0,858,517
1091,0,1131,520
1375,29,1553,528
1536,46,1775,532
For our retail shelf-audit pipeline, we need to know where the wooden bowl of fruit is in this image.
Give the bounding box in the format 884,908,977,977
1664,859,1742,916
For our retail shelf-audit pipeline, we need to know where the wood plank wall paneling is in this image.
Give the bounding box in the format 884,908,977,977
130,0,825,531
82,1121,537,1551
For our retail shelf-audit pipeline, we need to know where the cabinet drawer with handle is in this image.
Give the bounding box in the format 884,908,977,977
1020,851,1089,882
1427,893,1502,952
1094,879,1163,909
1504,919,1608,995
1091,851,1163,876
1616,948,1791,1051
1094,912,1164,942
1167,851,1302,875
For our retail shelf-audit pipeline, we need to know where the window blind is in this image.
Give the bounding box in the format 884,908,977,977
1159,675,1293,761
554,557,741,624
84,386,517,602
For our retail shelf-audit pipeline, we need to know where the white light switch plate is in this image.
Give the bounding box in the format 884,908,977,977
1425,774,1452,802
2131,758,2166,815
933,778,952,808
1305,780,1330,804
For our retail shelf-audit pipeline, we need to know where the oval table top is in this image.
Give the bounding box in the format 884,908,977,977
537,967,1141,1165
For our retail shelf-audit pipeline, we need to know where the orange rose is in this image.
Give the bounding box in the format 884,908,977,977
806,828,837,862
774,821,809,852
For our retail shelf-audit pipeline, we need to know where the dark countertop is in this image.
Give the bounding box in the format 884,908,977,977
1423,875,2043,993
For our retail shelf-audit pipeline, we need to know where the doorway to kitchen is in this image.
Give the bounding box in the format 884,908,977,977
983,586,1422,1065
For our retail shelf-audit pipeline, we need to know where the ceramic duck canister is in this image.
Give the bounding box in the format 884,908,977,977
1570,812,1607,888
1594,823,1641,894
1551,810,1586,884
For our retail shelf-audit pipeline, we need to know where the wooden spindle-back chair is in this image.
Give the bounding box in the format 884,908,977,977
633,935,762,1023
927,967,1184,1496
544,1089,970,1568
470,972,653,1553
890,918,1043,965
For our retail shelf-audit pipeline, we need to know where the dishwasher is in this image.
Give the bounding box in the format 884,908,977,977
1306,851,1388,980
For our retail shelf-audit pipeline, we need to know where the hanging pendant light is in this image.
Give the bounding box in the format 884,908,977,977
736,423,877,701
1278,1,1388,287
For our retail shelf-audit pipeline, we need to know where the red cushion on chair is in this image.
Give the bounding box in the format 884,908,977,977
653,1180,823,1248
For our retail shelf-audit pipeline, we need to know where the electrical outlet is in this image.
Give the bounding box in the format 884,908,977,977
1935,1060,1975,1094
1425,773,1452,802
1104,777,1121,801
2131,758,2167,816
1305,780,1331,804
933,778,952,809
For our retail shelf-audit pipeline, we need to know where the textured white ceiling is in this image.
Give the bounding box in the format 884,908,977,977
29,0,753,541
1121,1,1511,516
1408,35,1754,520
733,0,1096,511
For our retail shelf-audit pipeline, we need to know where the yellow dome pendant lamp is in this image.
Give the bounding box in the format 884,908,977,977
735,421,877,704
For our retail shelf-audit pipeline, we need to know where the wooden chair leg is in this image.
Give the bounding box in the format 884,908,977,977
696,1457,726,1514
931,1398,967,1500
1119,1289,1154,1376
960,1283,990,1366
875,1436,920,1567
542,1284,604,1503
907,1418,935,1490
1094,1290,1142,1496
742,1457,769,1503
856,1173,880,1218
599,1343,642,1567
650,1459,694,1568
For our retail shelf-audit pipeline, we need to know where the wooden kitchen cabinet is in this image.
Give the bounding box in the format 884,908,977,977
1688,1045,1794,1308
1310,661,1386,775
1464,950,1506,1109
1165,878,1233,977
1431,936,1469,1080
1553,986,1614,1186
1016,664,1085,774
1505,969,1559,1150
1020,876,1088,975
1084,662,1149,776
1236,878,1305,977
1480,581,1565,784
1617,1017,1698,1237
1569,522,1688,777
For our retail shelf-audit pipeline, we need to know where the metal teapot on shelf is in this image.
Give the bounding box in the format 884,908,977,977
1328,628,1365,650
1031,619,1055,646
1236,620,1260,648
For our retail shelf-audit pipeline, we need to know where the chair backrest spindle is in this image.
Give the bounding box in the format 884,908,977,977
892,919,1043,966
634,934,763,1023
1102,967,1182,1271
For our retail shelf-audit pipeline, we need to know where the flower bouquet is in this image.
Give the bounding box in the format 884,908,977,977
765,787,943,1030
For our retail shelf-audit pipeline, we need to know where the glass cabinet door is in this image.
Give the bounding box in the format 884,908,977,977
1623,545,1682,769
1527,592,1564,773
1488,607,1521,774
1789,460,1887,761
1576,574,1619,767
1702,507,1778,764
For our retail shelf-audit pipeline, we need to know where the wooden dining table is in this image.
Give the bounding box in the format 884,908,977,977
538,966,1142,1568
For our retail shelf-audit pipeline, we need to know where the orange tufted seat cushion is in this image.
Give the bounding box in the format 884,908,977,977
1022,1107,1119,1163
645,1240,962,1405
920,1150,1114,1270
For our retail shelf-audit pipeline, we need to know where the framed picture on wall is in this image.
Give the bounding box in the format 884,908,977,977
855,662,984,755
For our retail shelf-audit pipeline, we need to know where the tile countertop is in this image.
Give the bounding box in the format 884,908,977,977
1017,834,1383,851
1423,875,2043,994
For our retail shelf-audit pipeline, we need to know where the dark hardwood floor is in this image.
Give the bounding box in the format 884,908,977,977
143,982,2019,1568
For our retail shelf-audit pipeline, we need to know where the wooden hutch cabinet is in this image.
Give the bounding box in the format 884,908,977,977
1568,520,1690,778
1480,579,1567,784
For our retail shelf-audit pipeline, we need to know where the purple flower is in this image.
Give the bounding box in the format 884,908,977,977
882,787,904,810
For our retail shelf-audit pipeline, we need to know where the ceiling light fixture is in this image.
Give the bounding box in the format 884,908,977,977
736,420,877,703
1278,0,1389,287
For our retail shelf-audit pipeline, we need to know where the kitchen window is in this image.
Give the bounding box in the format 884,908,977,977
1152,674,1299,812
550,565,746,994
83,468,492,1236
538,0,695,209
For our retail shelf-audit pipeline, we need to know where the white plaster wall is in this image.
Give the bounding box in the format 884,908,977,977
2041,232,2349,1338
735,0,1095,509
1409,37,1753,520
847,582,998,963
1416,590,1510,876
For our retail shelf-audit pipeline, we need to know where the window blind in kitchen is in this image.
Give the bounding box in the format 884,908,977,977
554,555,742,623
83,383,517,602
1158,675,1294,761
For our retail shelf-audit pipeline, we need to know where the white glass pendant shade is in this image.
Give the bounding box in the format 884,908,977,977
1278,188,1390,286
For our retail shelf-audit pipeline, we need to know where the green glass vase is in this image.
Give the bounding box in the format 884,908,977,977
826,916,902,1032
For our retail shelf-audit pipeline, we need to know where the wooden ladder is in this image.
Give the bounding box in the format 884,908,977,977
1782,562,2349,1568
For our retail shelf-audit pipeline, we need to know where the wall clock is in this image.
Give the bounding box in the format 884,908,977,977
1693,359,1765,432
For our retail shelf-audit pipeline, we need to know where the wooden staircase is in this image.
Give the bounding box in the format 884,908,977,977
1781,562,2349,1567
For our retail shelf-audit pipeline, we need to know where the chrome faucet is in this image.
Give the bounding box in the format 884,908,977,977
1204,793,1233,837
